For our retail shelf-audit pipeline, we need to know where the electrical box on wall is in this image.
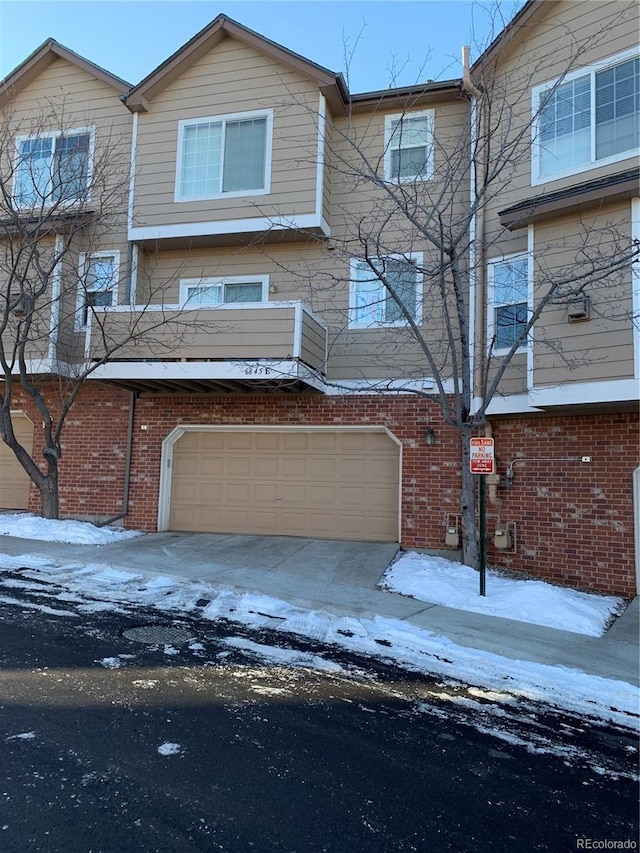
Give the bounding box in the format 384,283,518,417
493,522,516,552
444,514,460,548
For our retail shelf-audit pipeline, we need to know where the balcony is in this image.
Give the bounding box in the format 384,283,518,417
84,301,328,394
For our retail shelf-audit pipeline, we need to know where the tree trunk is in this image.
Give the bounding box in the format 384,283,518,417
459,429,478,568
39,474,59,519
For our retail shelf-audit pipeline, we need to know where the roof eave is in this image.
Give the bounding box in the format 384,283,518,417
0,38,130,107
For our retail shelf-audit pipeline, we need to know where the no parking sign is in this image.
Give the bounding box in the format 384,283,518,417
470,437,495,475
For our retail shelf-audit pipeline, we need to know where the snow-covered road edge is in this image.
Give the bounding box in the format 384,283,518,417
1,552,638,734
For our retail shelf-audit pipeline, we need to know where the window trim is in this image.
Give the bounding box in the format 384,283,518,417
178,275,269,308
14,127,95,209
174,109,273,202
383,110,434,183
487,252,530,355
76,250,120,331
348,253,423,329
531,46,640,185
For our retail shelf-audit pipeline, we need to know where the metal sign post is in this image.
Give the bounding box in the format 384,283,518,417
470,438,495,597
478,474,487,596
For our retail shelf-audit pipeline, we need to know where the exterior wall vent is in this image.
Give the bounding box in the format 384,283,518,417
567,296,590,323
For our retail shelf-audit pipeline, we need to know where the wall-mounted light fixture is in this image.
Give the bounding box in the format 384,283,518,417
424,427,436,446
268,283,278,294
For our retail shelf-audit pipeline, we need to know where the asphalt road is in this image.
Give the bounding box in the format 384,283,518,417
0,574,637,853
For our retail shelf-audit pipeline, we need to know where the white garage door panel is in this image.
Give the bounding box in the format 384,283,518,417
0,416,33,510
169,430,400,541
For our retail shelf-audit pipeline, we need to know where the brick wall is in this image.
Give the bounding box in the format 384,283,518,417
486,413,639,597
9,382,639,596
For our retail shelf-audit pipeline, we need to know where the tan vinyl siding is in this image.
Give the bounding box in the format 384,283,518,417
300,313,327,370
480,1,639,225
133,242,457,382
531,202,634,387
132,37,322,229
87,304,327,370
1,57,132,369
3,57,132,211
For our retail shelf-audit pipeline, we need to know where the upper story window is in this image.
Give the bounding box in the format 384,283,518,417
384,111,434,182
179,276,268,307
488,254,529,353
175,110,273,201
533,49,639,183
78,252,118,328
349,254,422,328
15,129,92,208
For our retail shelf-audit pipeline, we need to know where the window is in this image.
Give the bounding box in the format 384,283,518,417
384,111,434,182
15,130,92,207
534,50,639,182
349,255,422,328
179,276,268,307
176,110,272,200
78,253,118,327
488,255,529,352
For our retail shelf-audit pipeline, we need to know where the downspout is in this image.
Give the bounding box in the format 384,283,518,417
461,46,485,418
96,390,137,527
462,46,482,99
484,419,501,506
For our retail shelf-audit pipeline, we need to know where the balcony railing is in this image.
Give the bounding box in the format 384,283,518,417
84,301,328,374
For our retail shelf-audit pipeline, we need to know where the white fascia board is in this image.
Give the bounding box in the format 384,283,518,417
483,394,542,416
632,197,640,380
321,377,450,395
128,213,329,242
528,378,639,408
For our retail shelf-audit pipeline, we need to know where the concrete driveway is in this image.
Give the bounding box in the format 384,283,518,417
97,532,400,587
0,530,400,605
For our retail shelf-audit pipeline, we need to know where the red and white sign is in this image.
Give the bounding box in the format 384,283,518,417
470,437,495,474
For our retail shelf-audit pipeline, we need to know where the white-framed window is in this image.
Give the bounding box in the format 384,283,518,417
384,110,434,182
14,128,93,208
179,276,269,307
175,110,273,201
349,254,423,328
533,48,639,183
487,254,529,353
77,251,119,329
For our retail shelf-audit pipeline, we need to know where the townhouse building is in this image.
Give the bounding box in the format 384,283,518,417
0,1,638,596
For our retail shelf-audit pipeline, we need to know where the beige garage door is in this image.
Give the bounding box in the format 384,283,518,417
0,415,33,509
169,430,399,541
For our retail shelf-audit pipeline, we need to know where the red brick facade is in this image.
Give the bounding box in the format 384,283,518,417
13,382,639,597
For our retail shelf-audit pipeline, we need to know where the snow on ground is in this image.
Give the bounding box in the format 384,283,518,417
0,515,637,733
0,513,141,545
381,552,624,637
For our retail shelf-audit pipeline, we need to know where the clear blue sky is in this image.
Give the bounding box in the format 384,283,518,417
0,1,522,93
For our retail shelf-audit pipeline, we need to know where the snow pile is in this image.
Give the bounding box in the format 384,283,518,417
0,514,636,731
0,513,142,545
381,552,623,637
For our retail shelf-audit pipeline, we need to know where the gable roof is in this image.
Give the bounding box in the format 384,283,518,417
124,13,350,114
0,39,131,107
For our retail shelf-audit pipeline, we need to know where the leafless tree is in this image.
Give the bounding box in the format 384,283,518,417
269,5,639,568
0,102,202,518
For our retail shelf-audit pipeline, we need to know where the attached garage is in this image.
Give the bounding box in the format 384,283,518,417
165,428,400,542
0,414,33,510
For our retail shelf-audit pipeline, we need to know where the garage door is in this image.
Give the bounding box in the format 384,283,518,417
0,415,33,509
169,430,399,541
